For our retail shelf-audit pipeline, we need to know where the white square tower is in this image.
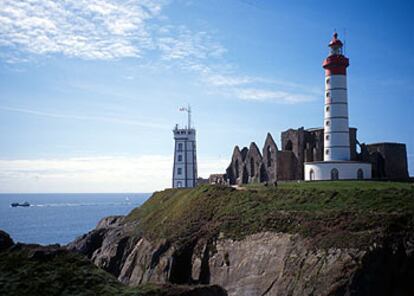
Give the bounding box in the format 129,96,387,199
172,106,198,188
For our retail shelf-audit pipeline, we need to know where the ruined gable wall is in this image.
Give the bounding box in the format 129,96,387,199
262,134,278,183
246,143,263,183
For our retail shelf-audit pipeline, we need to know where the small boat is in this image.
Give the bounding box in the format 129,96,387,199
11,202,30,207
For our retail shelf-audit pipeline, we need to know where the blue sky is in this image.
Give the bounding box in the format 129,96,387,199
0,0,413,192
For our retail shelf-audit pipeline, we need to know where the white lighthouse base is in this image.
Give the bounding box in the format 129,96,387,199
304,161,372,181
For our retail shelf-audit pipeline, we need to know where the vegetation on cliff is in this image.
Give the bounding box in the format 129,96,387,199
125,181,414,249
0,237,225,296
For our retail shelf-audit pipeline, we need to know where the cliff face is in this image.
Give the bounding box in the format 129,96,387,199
0,230,227,296
68,182,414,296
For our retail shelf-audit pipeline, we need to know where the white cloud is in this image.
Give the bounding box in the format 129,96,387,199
236,88,315,103
0,0,163,60
0,105,169,129
204,73,254,87
0,155,229,193
0,0,320,105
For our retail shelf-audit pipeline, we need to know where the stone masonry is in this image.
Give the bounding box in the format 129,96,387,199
224,127,409,185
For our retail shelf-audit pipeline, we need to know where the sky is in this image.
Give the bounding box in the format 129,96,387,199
0,0,413,193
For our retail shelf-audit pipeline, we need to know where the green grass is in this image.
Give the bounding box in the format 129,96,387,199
0,247,199,296
124,181,414,249
278,180,414,190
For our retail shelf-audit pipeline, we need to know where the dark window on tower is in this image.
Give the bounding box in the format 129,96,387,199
178,143,183,151
326,92,330,98
326,135,330,141
178,155,182,161
177,168,182,175
326,106,330,112
325,149,329,155
326,120,330,126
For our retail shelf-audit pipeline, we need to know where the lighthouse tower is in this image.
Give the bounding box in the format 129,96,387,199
323,33,350,161
304,33,371,181
172,106,198,188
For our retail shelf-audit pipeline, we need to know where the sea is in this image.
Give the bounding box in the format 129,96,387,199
0,193,151,245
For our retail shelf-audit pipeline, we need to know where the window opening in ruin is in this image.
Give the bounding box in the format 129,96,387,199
267,146,272,167
285,140,293,151
250,158,255,176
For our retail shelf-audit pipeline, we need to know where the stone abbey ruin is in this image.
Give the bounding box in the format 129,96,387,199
224,127,409,185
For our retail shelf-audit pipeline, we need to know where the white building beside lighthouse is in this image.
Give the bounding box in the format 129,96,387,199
304,33,371,181
172,106,198,188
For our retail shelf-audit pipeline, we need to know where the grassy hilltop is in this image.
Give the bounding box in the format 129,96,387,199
125,181,414,249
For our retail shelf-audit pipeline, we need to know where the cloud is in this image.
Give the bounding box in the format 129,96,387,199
235,88,315,103
0,105,169,129
0,0,319,105
0,155,228,193
157,27,226,61
0,0,163,60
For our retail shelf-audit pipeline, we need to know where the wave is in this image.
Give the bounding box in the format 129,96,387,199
30,202,133,207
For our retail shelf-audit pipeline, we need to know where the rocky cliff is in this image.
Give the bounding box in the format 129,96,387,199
68,182,414,296
0,230,226,296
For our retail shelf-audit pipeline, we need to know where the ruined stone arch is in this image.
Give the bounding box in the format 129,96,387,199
250,157,255,176
267,146,272,167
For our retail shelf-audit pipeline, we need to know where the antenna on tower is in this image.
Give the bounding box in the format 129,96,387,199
178,105,192,130
187,104,191,130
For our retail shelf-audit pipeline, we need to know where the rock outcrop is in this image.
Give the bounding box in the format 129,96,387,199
0,230,14,251
69,225,414,296
68,183,414,296
0,229,228,296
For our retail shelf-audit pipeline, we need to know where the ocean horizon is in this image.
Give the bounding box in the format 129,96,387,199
0,193,151,245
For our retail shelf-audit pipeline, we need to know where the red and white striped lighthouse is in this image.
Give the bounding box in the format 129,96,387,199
323,33,350,161
304,32,372,181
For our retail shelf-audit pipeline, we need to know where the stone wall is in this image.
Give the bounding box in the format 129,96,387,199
365,143,409,180
224,128,409,185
